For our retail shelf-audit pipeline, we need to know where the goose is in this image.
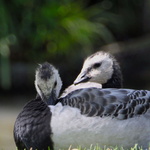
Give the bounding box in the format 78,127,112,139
74,51,123,88
14,62,150,150
61,51,122,97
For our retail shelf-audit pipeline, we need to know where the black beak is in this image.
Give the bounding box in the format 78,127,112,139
46,90,57,105
39,87,56,105
74,72,91,85
37,85,56,105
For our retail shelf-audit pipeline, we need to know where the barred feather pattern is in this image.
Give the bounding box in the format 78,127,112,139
59,88,150,120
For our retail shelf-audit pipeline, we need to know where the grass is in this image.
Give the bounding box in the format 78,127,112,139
61,144,149,150
14,144,150,150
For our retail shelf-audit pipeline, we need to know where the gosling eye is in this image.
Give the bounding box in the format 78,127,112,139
93,63,101,69
54,81,57,87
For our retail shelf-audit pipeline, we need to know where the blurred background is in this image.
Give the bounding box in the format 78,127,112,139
0,0,150,149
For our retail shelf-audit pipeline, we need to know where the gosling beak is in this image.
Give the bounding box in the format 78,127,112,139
37,85,57,105
74,72,91,85
46,90,57,105
40,89,56,105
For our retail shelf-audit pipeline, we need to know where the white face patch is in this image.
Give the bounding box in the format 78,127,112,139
79,52,114,84
35,65,62,100
35,70,55,99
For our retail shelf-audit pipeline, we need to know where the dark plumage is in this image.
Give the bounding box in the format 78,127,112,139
59,88,150,119
14,97,54,150
102,55,122,88
37,62,54,81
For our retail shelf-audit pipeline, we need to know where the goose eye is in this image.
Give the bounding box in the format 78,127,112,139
93,63,101,68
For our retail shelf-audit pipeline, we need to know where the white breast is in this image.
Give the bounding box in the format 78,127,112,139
49,103,150,150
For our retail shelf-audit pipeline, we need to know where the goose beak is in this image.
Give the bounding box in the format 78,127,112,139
74,72,91,85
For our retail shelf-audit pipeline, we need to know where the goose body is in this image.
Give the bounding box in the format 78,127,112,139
50,102,150,149
14,62,150,150
54,88,150,149
61,82,102,97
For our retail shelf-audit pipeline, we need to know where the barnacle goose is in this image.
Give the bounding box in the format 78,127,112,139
74,51,123,88
14,62,150,150
61,51,122,97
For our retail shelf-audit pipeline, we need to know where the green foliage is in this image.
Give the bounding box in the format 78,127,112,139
0,0,144,61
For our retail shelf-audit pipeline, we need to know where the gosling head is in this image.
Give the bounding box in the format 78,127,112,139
74,51,122,88
35,62,62,105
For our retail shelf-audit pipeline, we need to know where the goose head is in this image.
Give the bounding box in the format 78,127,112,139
74,51,123,88
35,62,62,105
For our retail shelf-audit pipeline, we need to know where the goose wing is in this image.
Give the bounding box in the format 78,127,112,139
59,88,150,119
14,98,53,150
